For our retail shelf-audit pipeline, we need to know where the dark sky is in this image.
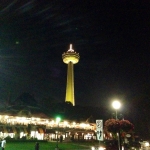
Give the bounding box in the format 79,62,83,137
0,0,149,111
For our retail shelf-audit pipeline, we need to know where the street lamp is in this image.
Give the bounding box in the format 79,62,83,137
55,117,61,150
112,100,121,120
112,100,121,150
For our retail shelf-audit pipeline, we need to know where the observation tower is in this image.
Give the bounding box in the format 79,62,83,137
62,44,80,106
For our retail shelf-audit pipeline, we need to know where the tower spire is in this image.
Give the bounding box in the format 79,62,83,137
68,44,74,52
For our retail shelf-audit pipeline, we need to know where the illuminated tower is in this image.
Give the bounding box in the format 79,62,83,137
62,44,80,106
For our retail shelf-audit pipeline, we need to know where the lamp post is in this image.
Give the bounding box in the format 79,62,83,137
112,100,121,150
55,117,61,150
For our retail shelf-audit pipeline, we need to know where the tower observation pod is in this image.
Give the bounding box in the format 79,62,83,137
62,44,80,106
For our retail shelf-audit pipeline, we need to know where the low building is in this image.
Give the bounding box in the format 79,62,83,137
0,107,96,141
0,92,97,141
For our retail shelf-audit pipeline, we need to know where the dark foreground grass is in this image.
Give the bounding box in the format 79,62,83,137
5,141,92,150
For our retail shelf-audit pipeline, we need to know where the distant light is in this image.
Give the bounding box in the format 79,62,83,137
91,146,95,150
64,121,68,126
4,115,8,119
144,141,149,147
15,41,19,44
91,146,106,150
80,123,86,128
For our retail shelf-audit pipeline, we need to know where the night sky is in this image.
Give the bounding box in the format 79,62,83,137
0,0,150,114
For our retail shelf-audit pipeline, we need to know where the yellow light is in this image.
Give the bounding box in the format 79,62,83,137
91,146,95,150
80,123,86,128
50,120,54,125
64,121,68,126
31,117,35,120
36,118,40,121
99,147,106,150
145,142,149,147
5,115,8,119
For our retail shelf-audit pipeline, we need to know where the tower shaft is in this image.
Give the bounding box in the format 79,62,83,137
65,62,75,106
